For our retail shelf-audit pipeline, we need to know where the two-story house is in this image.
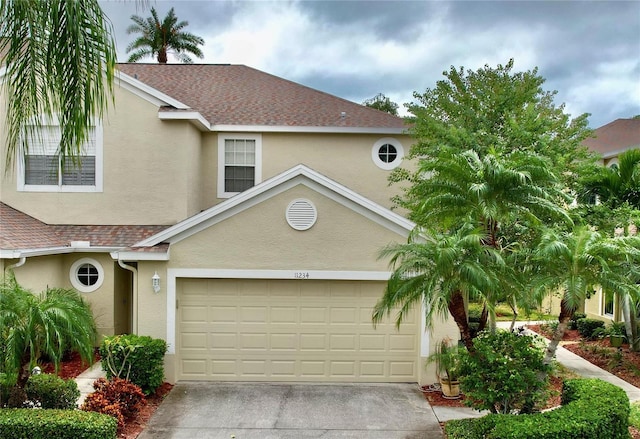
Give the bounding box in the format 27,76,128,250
1,64,454,384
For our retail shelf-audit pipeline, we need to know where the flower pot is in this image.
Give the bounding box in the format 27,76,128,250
610,334,624,348
440,378,461,399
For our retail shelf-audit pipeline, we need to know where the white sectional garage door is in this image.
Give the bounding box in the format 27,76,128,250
176,278,419,382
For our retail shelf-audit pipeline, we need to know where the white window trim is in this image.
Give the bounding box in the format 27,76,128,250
601,289,615,317
69,258,104,293
371,137,404,170
17,120,103,193
217,133,262,199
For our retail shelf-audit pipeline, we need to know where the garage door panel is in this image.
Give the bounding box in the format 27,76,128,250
177,279,419,382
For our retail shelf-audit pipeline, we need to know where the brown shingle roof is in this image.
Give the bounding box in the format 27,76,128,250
0,202,167,252
116,63,405,129
583,118,640,156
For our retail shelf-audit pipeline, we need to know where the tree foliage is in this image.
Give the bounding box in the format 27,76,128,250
362,93,399,116
375,60,595,351
0,0,116,169
126,7,204,64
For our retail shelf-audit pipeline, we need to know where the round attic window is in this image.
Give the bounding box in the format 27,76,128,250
372,137,404,170
286,199,317,231
70,258,104,293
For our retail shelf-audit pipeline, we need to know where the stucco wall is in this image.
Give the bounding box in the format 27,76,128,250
0,86,202,225
169,184,406,271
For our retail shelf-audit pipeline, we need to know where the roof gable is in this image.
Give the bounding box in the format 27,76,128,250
116,64,406,131
583,118,640,158
133,165,415,248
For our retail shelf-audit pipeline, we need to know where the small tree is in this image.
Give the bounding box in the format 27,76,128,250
362,93,399,115
0,275,97,387
459,330,551,414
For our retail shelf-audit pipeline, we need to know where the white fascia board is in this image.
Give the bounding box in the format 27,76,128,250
135,164,415,247
157,111,210,131
115,71,190,110
601,147,640,159
111,250,170,261
0,247,74,258
209,124,407,135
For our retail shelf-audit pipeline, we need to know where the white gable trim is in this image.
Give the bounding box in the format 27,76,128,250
134,164,415,248
165,268,393,354
115,71,190,110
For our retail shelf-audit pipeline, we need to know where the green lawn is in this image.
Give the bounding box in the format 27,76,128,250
468,302,557,322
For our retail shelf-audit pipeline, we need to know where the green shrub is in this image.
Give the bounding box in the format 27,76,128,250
0,408,116,439
568,312,586,330
445,379,630,439
81,377,146,432
99,334,167,394
576,318,605,339
25,373,80,409
459,330,551,414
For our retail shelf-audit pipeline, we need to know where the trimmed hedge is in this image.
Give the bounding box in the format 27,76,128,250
25,373,80,409
576,318,605,339
445,379,630,439
99,334,167,395
0,408,116,439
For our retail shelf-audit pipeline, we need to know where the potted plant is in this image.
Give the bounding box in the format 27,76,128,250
427,338,462,399
609,322,626,348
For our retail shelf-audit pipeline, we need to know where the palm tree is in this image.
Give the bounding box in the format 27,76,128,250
531,226,640,365
126,7,204,64
373,225,504,351
0,275,97,387
376,148,572,348
579,148,640,208
0,0,116,169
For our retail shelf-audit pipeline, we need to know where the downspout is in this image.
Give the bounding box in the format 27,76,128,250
118,260,138,334
6,257,26,271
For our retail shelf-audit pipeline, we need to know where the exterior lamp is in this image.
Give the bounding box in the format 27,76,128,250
152,271,161,293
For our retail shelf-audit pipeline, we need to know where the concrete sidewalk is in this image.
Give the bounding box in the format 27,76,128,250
74,361,106,407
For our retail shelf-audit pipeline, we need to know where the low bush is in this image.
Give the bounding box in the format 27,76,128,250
459,330,550,414
99,334,167,394
0,408,116,439
25,373,79,409
445,378,630,439
576,318,605,340
568,312,586,330
81,377,146,432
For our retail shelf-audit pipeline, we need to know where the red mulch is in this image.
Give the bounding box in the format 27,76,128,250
47,352,174,438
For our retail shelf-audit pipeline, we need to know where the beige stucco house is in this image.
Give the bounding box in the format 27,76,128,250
0,64,455,384
581,118,640,322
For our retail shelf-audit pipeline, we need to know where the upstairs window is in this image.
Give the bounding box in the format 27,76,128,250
19,120,102,192
218,134,262,198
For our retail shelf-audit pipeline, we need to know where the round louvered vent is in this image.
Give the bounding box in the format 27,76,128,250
286,199,317,231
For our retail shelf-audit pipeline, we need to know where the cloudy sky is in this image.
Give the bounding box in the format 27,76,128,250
99,0,640,128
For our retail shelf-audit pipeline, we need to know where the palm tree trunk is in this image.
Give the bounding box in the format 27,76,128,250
158,46,168,64
543,297,573,365
622,295,639,351
448,291,474,352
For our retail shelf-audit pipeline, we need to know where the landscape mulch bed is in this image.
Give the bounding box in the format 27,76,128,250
47,353,173,438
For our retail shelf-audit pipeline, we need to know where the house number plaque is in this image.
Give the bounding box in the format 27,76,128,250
294,272,310,279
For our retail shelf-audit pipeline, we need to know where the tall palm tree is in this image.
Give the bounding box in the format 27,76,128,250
0,0,116,169
126,7,204,64
0,275,97,387
531,226,640,365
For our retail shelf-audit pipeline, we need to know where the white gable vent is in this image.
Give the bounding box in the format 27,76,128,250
286,199,317,231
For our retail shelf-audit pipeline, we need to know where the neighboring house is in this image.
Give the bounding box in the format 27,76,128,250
581,118,640,322
0,64,454,384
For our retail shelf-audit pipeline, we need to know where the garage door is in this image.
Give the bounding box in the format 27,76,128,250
177,278,419,381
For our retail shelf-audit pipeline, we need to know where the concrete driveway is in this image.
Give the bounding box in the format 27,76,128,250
138,382,443,438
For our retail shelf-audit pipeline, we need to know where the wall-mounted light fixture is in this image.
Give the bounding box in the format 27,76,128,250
152,271,161,293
